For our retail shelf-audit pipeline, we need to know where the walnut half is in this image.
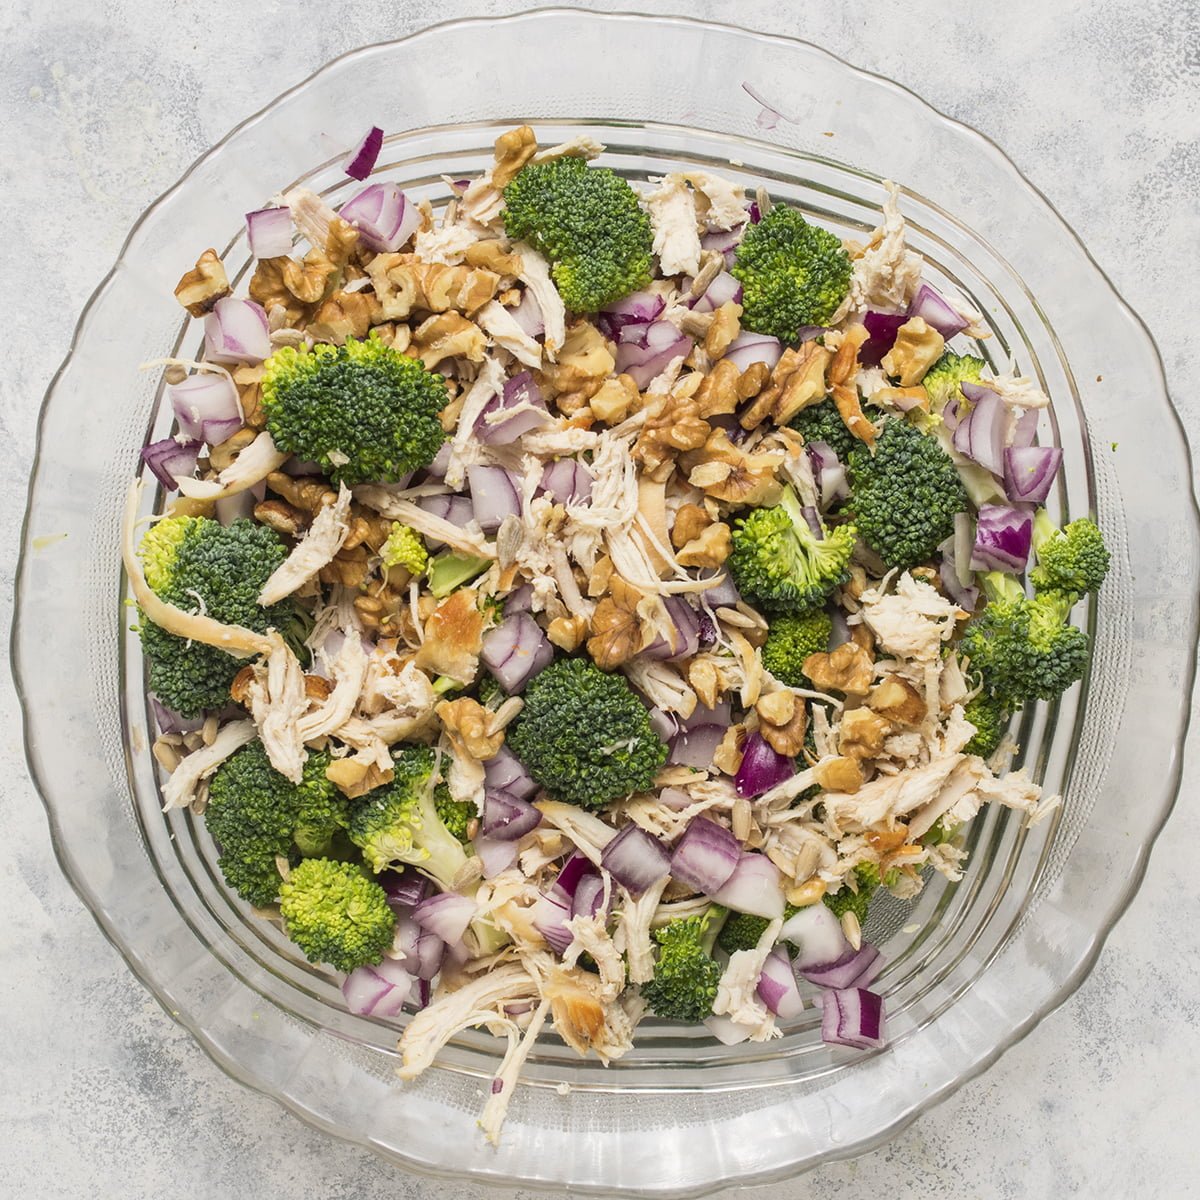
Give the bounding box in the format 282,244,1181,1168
174,249,230,316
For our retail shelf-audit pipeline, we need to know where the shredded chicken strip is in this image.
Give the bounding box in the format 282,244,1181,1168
478,998,552,1146
353,489,496,558
477,300,543,369
245,633,309,782
160,720,257,811
176,431,289,502
514,243,565,358
258,483,352,605
296,633,369,742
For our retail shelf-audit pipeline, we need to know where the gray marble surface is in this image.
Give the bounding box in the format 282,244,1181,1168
2,1,1198,1196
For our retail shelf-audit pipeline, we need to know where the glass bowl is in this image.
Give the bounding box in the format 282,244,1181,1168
14,10,1199,1195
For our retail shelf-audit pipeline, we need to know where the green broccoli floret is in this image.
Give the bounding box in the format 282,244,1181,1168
381,523,428,575
715,903,804,955
963,691,1010,758
278,858,395,973
823,863,894,924
729,485,857,615
204,741,346,905
731,206,852,341
1029,511,1110,600
427,551,491,598
761,609,833,686
347,744,470,887
921,351,987,411
641,906,727,1022
261,334,447,486
502,156,653,312
506,658,669,810
435,788,475,844
789,397,859,462
847,417,969,570
960,572,1089,708
138,516,297,717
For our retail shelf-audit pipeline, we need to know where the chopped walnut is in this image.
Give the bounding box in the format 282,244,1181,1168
463,240,523,275
589,375,640,425
670,504,712,549
253,498,308,537
586,576,647,670
757,690,795,726
694,357,770,418
411,312,487,368
873,385,930,412
490,124,538,188
304,674,333,702
686,428,784,507
675,521,731,568
547,614,590,652
633,387,710,474
326,758,394,799
813,755,864,793
703,301,742,358
437,696,504,760
280,248,340,306
828,325,876,446
866,675,927,726
881,316,945,387
265,472,336,516
713,724,746,775
414,589,484,683
758,691,808,756
307,289,375,344
838,707,893,760
688,657,722,709
537,321,615,412
803,641,875,696
174,249,230,316
249,258,312,326
365,253,500,321
740,340,833,430
586,555,615,598
208,427,256,472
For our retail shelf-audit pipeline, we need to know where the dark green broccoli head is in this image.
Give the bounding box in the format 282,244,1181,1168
963,691,1010,758
789,397,859,462
761,609,833,686
846,417,969,570
278,857,396,973
1029,511,1110,600
731,206,852,341
641,907,727,1022
435,787,475,844
261,334,448,486
205,741,345,904
922,351,987,411
960,574,1089,708
729,485,857,616
506,658,669,810
138,516,295,717
822,863,893,924
347,744,470,887
716,911,771,955
502,156,653,312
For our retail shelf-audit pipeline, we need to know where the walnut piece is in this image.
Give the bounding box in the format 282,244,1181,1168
703,301,742,358
538,321,615,412
414,589,484,683
713,724,746,775
266,472,336,516
671,504,712,549
174,249,230,316
547,614,590,652
280,248,339,306
686,428,784,507
828,325,876,447
675,521,731,568
866,675,927,726
756,690,795,726
436,696,504,760
694,358,770,419
490,124,538,188
411,312,487,368
838,707,893,760
881,316,945,386
813,755,864,793
307,289,375,344
254,499,308,537
589,375,640,425
586,575,647,671
633,388,710,474
326,758,394,799
803,641,875,696
366,253,500,321
463,240,523,276
688,658,722,709
740,340,833,429
758,690,808,756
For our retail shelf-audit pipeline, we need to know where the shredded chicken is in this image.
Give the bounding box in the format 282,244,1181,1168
845,181,923,315
160,720,257,811
477,300,543,369
711,919,782,1041
515,243,565,357
646,175,703,277
258,483,352,605
175,431,289,503
244,634,309,782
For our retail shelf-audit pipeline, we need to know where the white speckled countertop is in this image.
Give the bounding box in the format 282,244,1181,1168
2,2,1198,1195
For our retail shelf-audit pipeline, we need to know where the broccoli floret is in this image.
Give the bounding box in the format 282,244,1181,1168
641,906,727,1022
278,858,395,973
822,863,893,924
761,609,833,686
716,911,771,955
963,691,1010,758
1029,511,1110,600
137,516,295,717
427,551,491,598
731,206,852,341
205,741,345,905
729,485,857,615
502,156,653,312
435,787,475,844
506,658,669,810
347,744,470,886
960,572,1089,708
261,334,447,487
921,351,987,411
789,397,859,462
847,417,969,570
381,523,428,575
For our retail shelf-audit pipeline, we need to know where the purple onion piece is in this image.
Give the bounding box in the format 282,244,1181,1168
711,852,785,919
733,732,795,798
245,206,293,258
908,282,968,340
344,124,384,180
600,822,671,896
1004,445,1062,504
820,987,886,1050
483,744,538,800
669,817,741,895
668,723,725,770
970,504,1033,574
141,438,200,490
204,297,271,365
412,892,477,945
859,311,908,368
480,611,554,694
482,787,542,841
757,946,805,1019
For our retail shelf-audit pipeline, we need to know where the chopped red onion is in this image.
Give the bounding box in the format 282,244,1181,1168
540,459,593,505
690,269,743,314
699,572,741,609
380,868,430,910
859,311,908,368
614,320,692,389
642,596,701,661
820,986,886,1050
711,852,785,918
960,380,998,406
484,744,537,799
952,389,1007,476
342,958,412,1018
412,891,477,945
167,372,243,445
939,527,978,611
467,464,522,532
683,697,731,730
757,946,804,1019
482,787,542,841
476,371,548,445
481,611,554,694
141,438,200,490
410,977,432,1011
658,787,694,810
704,1013,753,1045
339,182,420,252
531,890,573,955
648,707,678,742
668,723,725,770
149,697,203,735
394,912,447,981
507,289,545,339
800,943,884,990
245,206,293,259
1011,407,1039,449
571,872,608,919
722,331,783,373
204,297,271,364
416,493,473,527
700,227,744,268
908,282,968,340
669,817,741,895
733,732,795,798
503,583,534,617
600,822,671,896
344,124,384,180
970,504,1033,573
556,852,600,898
473,835,520,878
1004,445,1062,504
597,290,666,339
780,904,849,971
425,441,452,480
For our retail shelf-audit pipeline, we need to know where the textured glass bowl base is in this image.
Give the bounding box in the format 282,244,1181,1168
14,11,1199,1195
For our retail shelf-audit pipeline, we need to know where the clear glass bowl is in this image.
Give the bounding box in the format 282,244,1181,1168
13,10,1199,1194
